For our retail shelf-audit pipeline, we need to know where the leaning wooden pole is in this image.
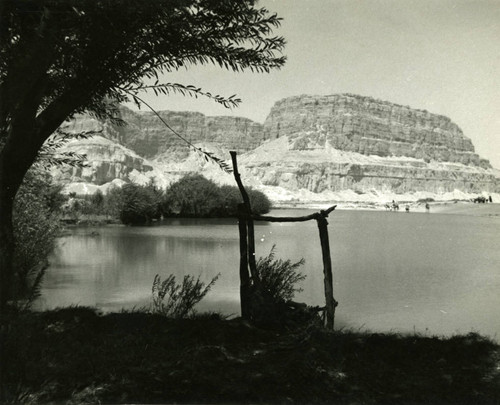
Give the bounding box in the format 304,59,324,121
230,151,260,284
237,204,251,319
316,212,338,330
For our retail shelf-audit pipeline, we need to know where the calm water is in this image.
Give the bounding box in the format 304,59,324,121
37,208,500,340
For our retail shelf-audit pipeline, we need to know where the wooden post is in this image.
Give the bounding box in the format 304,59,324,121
230,150,339,328
230,151,260,284
247,220,258,282
316,214,338,329
237,204,250,319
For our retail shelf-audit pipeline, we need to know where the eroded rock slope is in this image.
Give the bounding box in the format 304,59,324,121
52,94,499,200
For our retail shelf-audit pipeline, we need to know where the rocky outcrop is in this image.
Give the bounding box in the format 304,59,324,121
240,136,498,197
263,94,490,169
50,136,158,186
52,94,499,199
105,108,264,159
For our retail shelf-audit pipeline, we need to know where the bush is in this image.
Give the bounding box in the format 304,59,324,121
91,189,104,208
163,174,223,217
120,183,162,225
256,245,306,303
249,246,316,328
248,188,272,215
12,170,64,306
164,175,272,217
101,186,125,218
218,184,242,216
151,273,220,318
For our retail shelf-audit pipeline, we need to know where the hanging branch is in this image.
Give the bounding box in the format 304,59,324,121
120,88,232,173
124,82,242,109
34,130,94,169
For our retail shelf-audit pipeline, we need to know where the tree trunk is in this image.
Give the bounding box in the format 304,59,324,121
0,83,90,307
0,178,15,308
0,118,55,307
0,136,38,307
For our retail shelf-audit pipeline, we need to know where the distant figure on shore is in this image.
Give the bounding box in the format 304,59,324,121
405,204,410,213
425,203,430,212
489,195,493,203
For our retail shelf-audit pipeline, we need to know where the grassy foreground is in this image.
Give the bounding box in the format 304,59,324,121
1,307,499,405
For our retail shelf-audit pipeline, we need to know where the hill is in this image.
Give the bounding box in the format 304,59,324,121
52,94,500,204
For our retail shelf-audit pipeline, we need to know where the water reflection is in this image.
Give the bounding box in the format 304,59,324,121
38,209,500,340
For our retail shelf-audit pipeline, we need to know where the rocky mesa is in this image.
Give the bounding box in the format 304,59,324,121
263,94,489,168
52,94,499,202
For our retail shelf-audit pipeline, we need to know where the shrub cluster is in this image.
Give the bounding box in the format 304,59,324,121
248,246,315,328
12,169,65,305
119,183,163,225
65,174,272,225
64,187,124,219
162,174,271,217
256,245,306,303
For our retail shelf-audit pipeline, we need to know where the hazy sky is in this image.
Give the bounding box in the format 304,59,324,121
129,0,500,168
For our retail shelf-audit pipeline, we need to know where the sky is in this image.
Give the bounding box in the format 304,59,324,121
127,0,500,168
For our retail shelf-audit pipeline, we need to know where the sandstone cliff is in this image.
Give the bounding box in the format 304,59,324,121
240,135,498,197
263,94,490,168
53,116,166,187
52,94,499,201
106,108,264,160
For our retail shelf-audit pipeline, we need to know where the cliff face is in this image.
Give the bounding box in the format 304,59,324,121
240,136,498,197
238,94,498,197
106,108,264,159
50,136,155,185
263,94,490,168
56,107,263,186
53,95,499,199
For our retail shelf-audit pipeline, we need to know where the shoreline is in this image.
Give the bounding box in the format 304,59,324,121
61,201,500,228
272,200,500,216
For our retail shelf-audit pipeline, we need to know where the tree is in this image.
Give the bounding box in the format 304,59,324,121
104,186,125,218
164,174,223,217
0,0,285,306
90,189,104,209
219,184,271,216
120,183,162,225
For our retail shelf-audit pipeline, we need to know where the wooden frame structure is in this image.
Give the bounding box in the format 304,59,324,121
230,152,338,329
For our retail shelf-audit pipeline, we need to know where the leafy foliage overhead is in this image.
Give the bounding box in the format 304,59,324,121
0,0,286,134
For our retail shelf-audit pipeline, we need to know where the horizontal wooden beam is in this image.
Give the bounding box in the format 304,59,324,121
252,205,337,223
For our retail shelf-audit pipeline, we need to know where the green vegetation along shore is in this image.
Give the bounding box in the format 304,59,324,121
63,174,271,226
1,307,499,404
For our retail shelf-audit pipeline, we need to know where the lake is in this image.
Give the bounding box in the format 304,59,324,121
36,206,500,340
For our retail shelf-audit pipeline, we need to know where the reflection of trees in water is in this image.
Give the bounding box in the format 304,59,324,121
44,230,242,310
40,211,500,338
